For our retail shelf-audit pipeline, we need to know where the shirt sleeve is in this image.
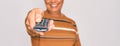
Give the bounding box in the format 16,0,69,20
73,23,82,46
73,33,81,46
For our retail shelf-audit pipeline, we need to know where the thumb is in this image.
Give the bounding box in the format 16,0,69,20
48,20,55,31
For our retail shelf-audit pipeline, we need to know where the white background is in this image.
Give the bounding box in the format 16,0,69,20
0,0,120,46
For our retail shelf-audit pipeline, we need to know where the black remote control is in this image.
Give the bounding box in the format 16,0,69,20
33,18,49,32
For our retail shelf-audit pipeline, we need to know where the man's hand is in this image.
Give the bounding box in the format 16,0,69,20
25,8,54,36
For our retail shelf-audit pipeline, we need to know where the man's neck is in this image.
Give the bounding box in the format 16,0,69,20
45,10,62,17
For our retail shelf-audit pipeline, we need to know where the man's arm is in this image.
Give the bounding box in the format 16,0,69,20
74,34,81,46
25,9,40,36
25,8,45,36
73,22,82,46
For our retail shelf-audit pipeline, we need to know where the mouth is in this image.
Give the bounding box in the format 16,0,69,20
50,3,58,8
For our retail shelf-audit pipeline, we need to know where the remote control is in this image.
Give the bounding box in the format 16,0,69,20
33,18,49,32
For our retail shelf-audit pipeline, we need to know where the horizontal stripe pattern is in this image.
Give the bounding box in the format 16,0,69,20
53,27,76,32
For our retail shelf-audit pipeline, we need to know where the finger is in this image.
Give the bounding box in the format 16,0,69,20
25,19,29,26
28,11,36,29
48,25,55,31
35,8,43,22
25,19,31,31
35,14,42,22
36,32,44,35
39,32,44,35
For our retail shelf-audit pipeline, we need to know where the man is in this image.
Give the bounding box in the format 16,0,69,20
25,0,81,46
